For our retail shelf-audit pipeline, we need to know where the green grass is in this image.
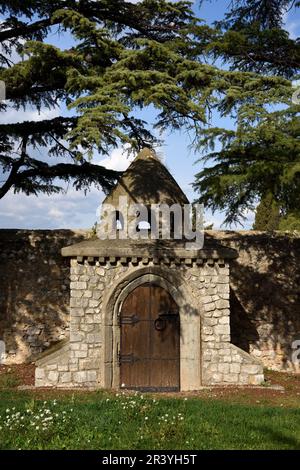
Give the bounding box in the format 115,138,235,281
0,390,300,450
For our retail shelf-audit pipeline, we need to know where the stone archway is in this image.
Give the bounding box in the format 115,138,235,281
102,268,202,391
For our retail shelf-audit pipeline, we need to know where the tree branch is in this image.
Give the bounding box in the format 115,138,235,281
0,135,28,199
0,18,54,42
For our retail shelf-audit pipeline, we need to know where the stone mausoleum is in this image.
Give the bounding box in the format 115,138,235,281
35,149,264,390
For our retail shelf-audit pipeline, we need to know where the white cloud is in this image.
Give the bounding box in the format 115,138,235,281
283,11,300,39
97,147,135,171
0,185,103,229
0,105,59,125
48,207,65,220
204,208,255,230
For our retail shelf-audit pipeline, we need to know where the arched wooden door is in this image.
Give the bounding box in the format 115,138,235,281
119,283,180,391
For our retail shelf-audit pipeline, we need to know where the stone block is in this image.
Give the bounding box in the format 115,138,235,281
83,290,93,298
73,371,87,383
220,334,231,342
217,284,229,293
71,290,83,298
204,318,218,326
203,327,214,335
230,363,241,374
220,293,230,300
248,374,264,385
35,368,45,379
87,370,97,382
73,265,85,274
219,348,231,356
48,371,59,383
81,324,95,333
241,364,262,375
71,308,85,317
205,287,217,295
231,354,243,364
79,359,98,370
238,374,250,385
60,372,72,383
202,352,212,361
96,267,105,276
70,298,89,308
93,290,103,300
70,281,87,290
204,302,216,312
215,324,230,335
216,299,229,309
74,350,88,358
218,363,230,374
202,335,215,342
223,355,232,363
212,373,223,382
70,332,85,342
212,310,225,318
58,365,69,372
223,373,238,383
203,311,213,318
218,316,230,325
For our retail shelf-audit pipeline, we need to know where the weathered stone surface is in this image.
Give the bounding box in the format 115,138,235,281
35,368,45,379
215,325,230,335
48,371,59,383
0,228,279,388
204,302,216,312
215,299,229,309
241,364,262,375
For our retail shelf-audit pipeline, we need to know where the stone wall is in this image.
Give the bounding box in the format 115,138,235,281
0,229,86,363
35,258,263,388
0,229,299,372
208,231,300,371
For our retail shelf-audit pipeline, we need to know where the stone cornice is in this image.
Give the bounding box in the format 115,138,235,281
61,238,237,265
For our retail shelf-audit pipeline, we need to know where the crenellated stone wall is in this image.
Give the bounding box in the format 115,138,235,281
35,256,263,389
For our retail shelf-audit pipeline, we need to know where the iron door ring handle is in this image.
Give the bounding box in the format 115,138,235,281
154,317,166,331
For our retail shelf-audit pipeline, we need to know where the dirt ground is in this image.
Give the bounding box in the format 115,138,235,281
1,364,300,407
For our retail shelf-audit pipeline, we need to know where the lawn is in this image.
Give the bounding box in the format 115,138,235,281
0,367,300,450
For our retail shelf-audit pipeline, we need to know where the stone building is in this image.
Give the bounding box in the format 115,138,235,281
35,149,264,390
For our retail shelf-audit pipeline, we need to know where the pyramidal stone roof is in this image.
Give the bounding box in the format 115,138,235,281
103,148,189,207
61,148,237,261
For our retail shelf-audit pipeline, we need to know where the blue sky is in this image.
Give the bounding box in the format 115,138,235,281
0,0,299,230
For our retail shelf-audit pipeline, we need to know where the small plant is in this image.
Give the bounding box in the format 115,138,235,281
0,370,21,389
0,400,76,449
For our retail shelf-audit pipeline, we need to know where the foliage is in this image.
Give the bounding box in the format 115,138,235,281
0,0,206,199
1,0,300,226
253,192,281,231
194,0,300,227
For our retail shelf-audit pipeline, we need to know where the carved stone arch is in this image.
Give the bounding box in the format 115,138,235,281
102,266,202,391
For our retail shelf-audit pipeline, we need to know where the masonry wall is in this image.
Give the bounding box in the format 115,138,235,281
35,258,263,388
0,229,299,371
